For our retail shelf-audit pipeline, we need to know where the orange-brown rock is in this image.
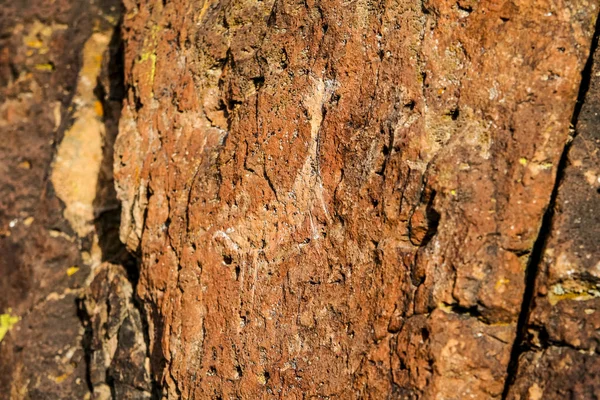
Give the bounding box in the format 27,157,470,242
507,26,600,400
1,0,599,397
114,0,599,398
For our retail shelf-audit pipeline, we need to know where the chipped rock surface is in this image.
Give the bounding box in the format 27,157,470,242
0,0,599,397
507,28,600,400
0,0,152,398
114,0,598,398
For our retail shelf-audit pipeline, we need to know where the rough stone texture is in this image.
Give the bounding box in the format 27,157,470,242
115,0,598,398
0,1,152,398
506,23,600,400
528,37,600,354
83,263,153,399
0,0,599,397
507,347,600,399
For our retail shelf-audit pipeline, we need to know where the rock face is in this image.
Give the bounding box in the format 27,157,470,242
114,0,599,398
0,0,152,398
1,0,599,398
507,30,600,400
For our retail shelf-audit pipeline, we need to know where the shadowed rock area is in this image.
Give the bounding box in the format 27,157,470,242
0,0,153,398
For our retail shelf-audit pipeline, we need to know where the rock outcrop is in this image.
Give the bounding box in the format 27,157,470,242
1,0,599,398
0,1,152,398
114,0,599,398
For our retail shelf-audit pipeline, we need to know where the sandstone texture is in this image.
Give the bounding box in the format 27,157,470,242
1,0,600,398
506,30,600,400
114,0,599,398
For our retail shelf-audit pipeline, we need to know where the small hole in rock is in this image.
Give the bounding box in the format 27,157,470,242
447,107,460,121
456,2,472,13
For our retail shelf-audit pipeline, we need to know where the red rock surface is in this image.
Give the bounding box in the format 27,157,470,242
114,0,599,398
0,0,599,397
507,26,600,400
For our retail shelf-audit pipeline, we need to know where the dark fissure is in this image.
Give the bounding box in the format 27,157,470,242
501,11,600,399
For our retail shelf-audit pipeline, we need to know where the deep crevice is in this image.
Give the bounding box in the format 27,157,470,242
83,18,159,400
501,13,600,399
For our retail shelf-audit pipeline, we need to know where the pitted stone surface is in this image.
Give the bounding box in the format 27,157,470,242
115,0,598,398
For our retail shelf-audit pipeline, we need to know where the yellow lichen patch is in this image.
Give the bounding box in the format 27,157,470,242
48,367,74,385
94,100,104,117
528,161,555,177
17,160,31,169
519,157,528,166
103,14,117,25
66,266,80,276
53,372,71,384
548,291,595,305
149,53,157,85
22,20,67,56
26,39,44,49
437,302,455,313
139,51,157,86
495,278,510,292
548,281,600,306
34,63,54,72
136,24,162,89
257,372,268,385
198,0,217,21
0,309,21,342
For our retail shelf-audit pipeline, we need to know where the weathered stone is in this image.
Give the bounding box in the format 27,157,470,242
527,36,600,354
0,1,153,398
114,0,598,397
1,0,599,397
507,347,600,399
83,263,152,399
506,17,600,400
51,31,114,237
